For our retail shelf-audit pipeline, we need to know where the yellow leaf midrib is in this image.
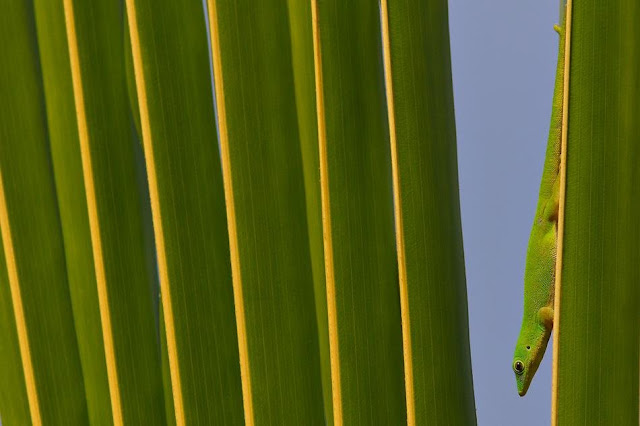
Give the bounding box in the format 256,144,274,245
379,1,415,425
0,170,42,426
62,1,123,423
205,1,255,424
311,1,344,425
551,0,573,423
122,1,185,425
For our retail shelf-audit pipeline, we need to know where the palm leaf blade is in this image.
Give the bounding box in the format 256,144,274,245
312,1,406,423
286,1,333,423
125,0,244,423
553,0,640,423
381,0,476,423
0,2,87,423
208,0,326,423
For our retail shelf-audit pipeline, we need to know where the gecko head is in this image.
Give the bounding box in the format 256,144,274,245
513,330,552,396
513,354,537,397
513,307,554,396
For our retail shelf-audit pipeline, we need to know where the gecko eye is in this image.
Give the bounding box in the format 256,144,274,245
526,345,531,350
514,360,525,375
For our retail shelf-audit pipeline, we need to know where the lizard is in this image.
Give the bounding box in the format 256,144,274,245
512,5,566,397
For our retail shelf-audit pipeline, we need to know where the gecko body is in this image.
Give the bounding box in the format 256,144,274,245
512,15,566,397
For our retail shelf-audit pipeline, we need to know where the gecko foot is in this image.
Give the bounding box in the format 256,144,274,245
538,306,554,330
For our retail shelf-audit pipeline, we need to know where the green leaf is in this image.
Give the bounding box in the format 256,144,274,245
31,1,112,423
124,21,142,143
33,0,167,423
125,0,244,423
553,0,640,423
126,20,176,426
208,0,325,423
0,239,30,426
380,0,477,423
0,1,87,424
159,308,176,426
286,1,333,423
311,0,406,423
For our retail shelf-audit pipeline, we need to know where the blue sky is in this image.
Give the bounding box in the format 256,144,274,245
449,0,562,424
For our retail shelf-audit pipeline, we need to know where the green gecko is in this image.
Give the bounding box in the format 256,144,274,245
512,10,566,397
